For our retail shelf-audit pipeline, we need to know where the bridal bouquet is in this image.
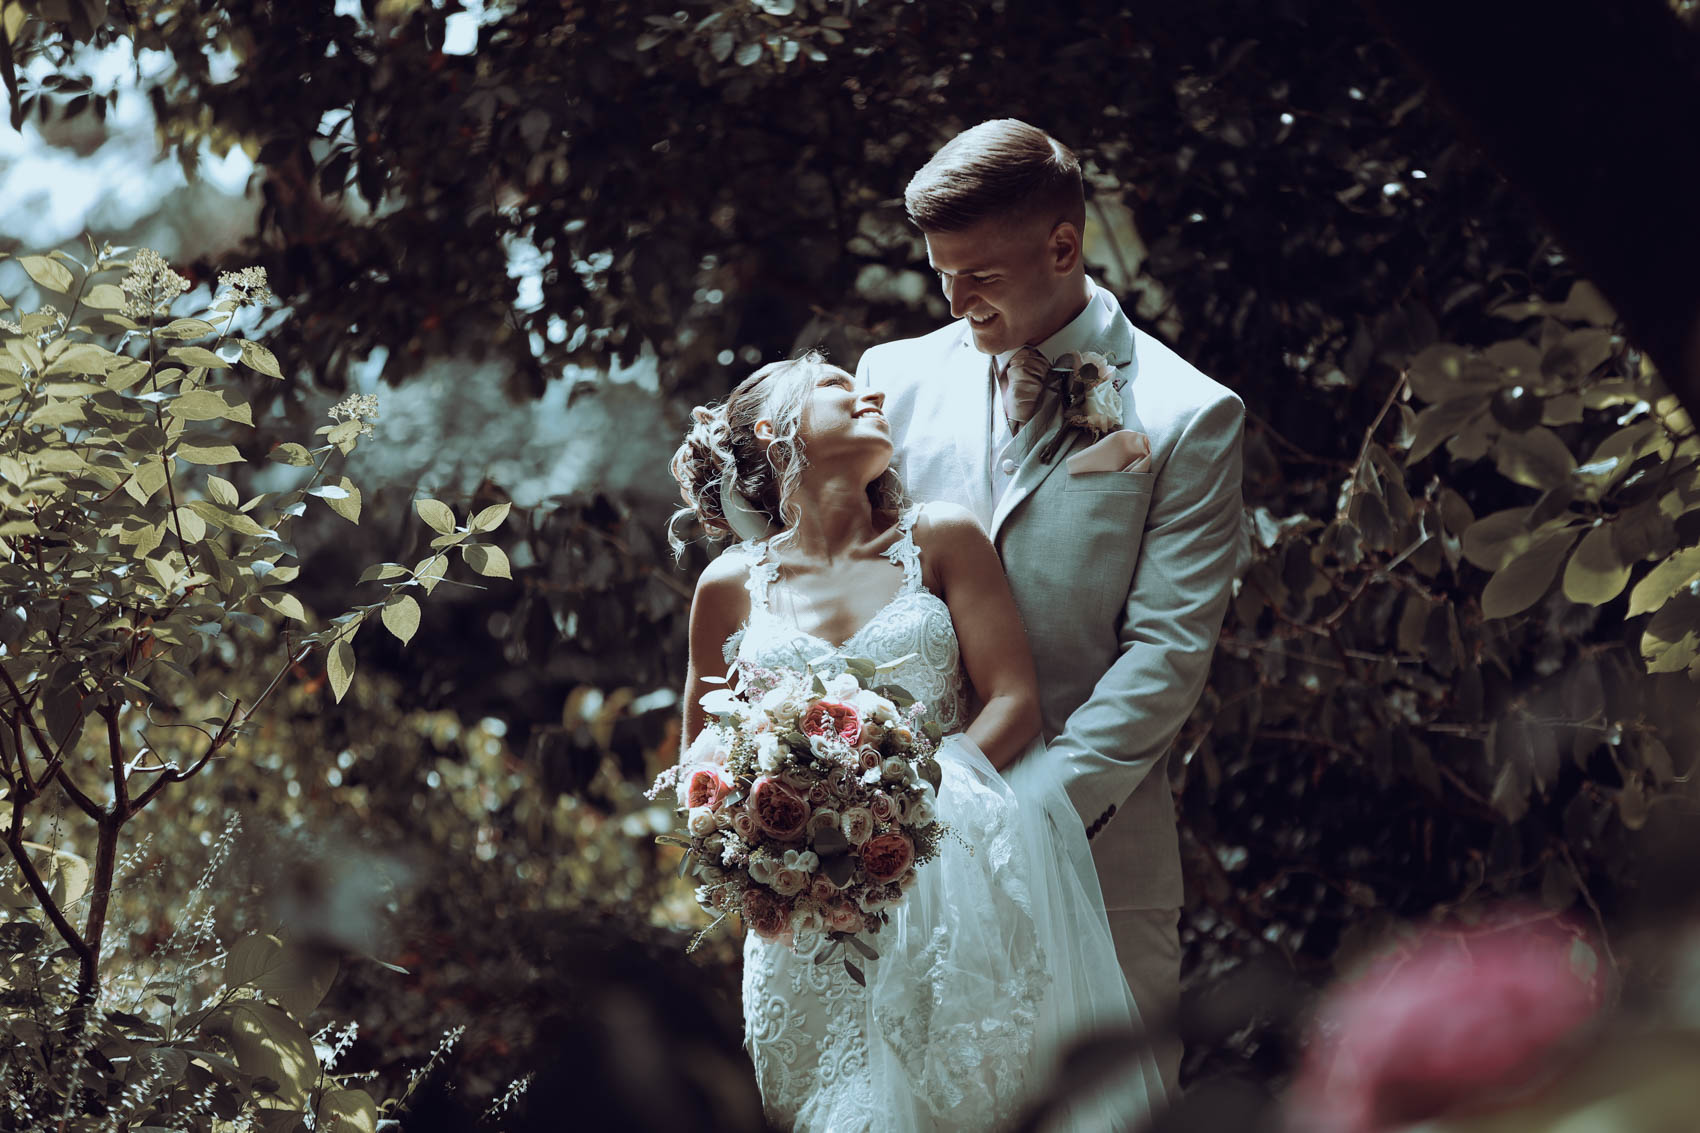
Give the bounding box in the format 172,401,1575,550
650,656,946,983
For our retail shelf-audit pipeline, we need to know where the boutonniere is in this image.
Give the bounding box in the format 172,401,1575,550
1037,350,1130,464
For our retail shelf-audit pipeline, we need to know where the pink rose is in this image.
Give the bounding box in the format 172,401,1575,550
1288,916,1604,1133
868,792,897,823
680,765,732,810
826,900,864,934
859,833,915,884
800,700,862,746
809,876,838,902
731,809,759,842
807,780,831,805
840,807,875,848
858,746,882,772
773,868,808,897
806,809,841,838
750,777,810,841
741,888,791,941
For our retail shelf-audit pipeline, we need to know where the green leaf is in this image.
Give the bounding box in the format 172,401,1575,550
461,543,511,579
1627,546,1700,617
168,389,247,423
1481,527,1581,618
324,477,361,524
167,345,230,369
380,594,421,645
224,935,339,1021
229,1002,318,1108
261,594,308,623
19,255,74,293
415,498,456,534
207,474,241,508
1406,397,1486,465
327,638,355,702
1642,591,1700,674
317,1088,380,1133
468,501,511,533
269,442,316,466
239,339,285,379
176,442,244,465
1561,523,1632,607
83,282,126,310
1492,427,1576,490
357,563,409,584
43,342,113,376
155,318,217,341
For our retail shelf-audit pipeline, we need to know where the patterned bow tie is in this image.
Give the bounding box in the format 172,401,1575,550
1001,346,1050,432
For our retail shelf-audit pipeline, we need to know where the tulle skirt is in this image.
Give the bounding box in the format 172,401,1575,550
742,734,1165,1132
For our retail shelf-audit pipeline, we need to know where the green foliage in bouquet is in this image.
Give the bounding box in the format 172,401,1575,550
0,241,509,1128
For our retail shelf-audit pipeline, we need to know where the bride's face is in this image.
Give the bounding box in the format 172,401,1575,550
792,366,891,472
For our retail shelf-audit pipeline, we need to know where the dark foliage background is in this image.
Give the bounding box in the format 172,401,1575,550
7,0,1700,1124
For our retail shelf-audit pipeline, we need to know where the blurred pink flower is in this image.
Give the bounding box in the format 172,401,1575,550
1288,916,1605,1133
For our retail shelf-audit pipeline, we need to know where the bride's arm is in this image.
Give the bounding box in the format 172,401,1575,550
681,553,751,753
920,504,1041,770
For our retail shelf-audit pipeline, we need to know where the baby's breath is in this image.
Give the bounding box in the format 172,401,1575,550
120,248,192,320
328,393,380,437
217,266,274,306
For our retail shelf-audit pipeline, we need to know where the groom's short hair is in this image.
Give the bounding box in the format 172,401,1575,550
905,119,1086,233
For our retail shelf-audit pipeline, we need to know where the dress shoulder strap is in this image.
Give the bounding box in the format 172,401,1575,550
735,538,779,612
881,504,925,592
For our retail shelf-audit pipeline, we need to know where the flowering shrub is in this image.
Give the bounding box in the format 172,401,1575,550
0,242,509,1127
1286,914,1606,1133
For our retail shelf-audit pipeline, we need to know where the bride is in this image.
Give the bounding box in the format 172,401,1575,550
670,351,1165,1132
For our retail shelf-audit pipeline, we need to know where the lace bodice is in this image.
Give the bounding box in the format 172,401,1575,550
723,505,967,736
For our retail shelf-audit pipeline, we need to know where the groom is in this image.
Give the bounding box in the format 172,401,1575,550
856,119,1246,1091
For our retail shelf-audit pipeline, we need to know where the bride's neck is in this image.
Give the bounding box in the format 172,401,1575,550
782,477,878,562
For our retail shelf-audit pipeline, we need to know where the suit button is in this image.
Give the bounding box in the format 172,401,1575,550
999,458,1017,475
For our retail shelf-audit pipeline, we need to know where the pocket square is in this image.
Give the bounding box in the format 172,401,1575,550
1066,429,1151,475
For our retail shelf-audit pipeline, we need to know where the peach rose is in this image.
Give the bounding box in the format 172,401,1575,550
840,807,875,848
807,780,831,805
826,899,864,934
868,792,897,824
731,809,759,842
806,809,842,839
750,777,810,841
773,868,808,897
679,765,732,810
810,876,839,903
800,700,862,746
857,745,882,772
860,832,915,884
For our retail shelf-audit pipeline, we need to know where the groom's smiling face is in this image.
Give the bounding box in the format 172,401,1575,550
924,212,1083,357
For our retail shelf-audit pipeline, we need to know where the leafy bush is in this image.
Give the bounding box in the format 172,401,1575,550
0,242,509,1128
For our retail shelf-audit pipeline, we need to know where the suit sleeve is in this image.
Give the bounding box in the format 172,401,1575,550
1049,390,1248,824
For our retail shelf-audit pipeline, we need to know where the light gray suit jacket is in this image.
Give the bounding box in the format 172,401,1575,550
856,290,1245,910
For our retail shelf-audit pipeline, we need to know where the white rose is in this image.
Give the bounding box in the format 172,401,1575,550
756,733,785,773
852,690,900,725
687,807,717,838
909,793,938,826
773,868,808,897
880,757,909,782
685,723,734,762
748,856,778,885
783,848,820,873
823,673,860,700
1082,378,1121,434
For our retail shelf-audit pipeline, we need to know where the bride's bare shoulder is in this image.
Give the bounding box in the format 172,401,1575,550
911,501,990,551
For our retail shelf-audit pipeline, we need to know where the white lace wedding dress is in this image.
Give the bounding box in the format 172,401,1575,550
723,505,1165,1132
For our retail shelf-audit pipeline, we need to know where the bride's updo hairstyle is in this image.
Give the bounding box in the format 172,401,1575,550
669,350,905,557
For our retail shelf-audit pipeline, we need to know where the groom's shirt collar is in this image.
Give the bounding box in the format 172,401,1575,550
991,276,1117,372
